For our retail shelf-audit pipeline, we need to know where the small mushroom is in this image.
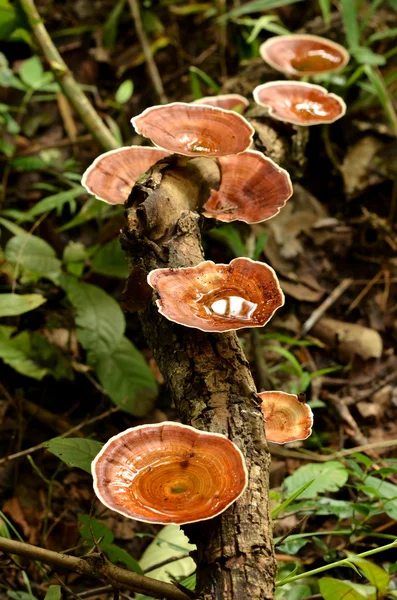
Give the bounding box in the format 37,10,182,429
82,146,170,204
253,81,346,126
147,258,284,333
203,150,292,224
259,391,313,444
260,34,349,76
131,102,254,157
194,94,249,114
92,421,248,525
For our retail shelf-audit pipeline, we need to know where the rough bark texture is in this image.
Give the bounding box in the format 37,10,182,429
121,154,278,599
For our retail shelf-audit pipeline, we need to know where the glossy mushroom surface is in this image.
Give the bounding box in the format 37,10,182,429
131,102,254,157
253,81,346,126
194,94,249,114
82,146,170,204
260,34,349,76
147,258,284,333
92,422,248,525
259,391,313,444
203,150,292,224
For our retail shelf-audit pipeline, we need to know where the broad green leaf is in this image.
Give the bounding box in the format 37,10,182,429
8,593,39,600
43,586,61,600
363,476,397,519
0,1,20,40
319,577,376,600
0,326,48,380
346,554,390,594
5,234,62,282
0,293,46,316
91,238,128,278
63,241,87,264
78,514,114,544
136,525,196,600
43,437,103,473
61,275,125,358
93,336,157,416
18,55,43,88
115,79,134,104
0,216,27,236
284,462,349,499
103,543,144,574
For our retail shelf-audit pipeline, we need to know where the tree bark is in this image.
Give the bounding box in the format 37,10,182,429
121,155,277,599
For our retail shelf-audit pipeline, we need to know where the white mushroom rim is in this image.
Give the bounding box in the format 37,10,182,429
147,257,285,333
253,81,347,126
131,101,255,156
92,421,248,525
259,34,350,75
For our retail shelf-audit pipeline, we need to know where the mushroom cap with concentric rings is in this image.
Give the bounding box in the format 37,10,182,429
253,81,346,126
81,146,170,204
92,422,248,525
147,258,284,333
203,150,292,223
193,94,249,114
259,391,313,444
260,34,349,76
131,102,254,157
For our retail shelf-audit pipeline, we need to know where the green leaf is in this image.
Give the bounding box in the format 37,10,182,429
284,462,349,499
272,480,314,519
63,241,87,264
57,196,113,231
0,325,48,380
18,55,43,89
318,0,331,26
0,1,20,40
319,577,376,600
0,216,27,236
103,0,126,48
93,336,157,416
340,0,360,49
78,514,114,544
363,476,397,519
346,554,390,594
5,234,62,282
115,79,134,104
103,543,144,574
23,186,86,220
217,0,303,22
0,293,46,316
207,224,246,257
351,47,385,66
61,275,125,358
43,437,103,473
91,239,129,278
135,525,196,600
43,586,61,600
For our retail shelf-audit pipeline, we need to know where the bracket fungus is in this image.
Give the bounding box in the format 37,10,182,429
147,257,284,333
92,422,248,525
253,81,346,126
81,146,170,204
259,391,313,444
131,102,254,157
260,34,350,77
194,93,249,114
203,149,293,223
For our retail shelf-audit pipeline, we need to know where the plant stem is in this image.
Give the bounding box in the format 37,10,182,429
127,0,167,104
20,0,118,151
0,537,193,600
276,539,397,587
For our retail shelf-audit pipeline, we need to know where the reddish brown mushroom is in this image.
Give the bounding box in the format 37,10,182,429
253,81,346,126
82,146,170,204
131,102,254,157
259,391,313,444
147,258,284,333
194,94,249,114
260,34,349,76
92,422,248,525
203,150,292,224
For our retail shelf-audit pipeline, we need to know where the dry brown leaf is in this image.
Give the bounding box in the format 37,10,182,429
313,317,383,362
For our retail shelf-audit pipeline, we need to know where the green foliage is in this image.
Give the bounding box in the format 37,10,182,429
91,238,129,278
43,586,61,600
43,437,103,473
5,234,62,282
0,293,46,316
284,462,349,498
319,577,375,600
115,79,134,104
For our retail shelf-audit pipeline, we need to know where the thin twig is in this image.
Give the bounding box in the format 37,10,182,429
127,0,167,104
0,537,193,600
20,0,118,151
270,437,397,463
302,278,353,334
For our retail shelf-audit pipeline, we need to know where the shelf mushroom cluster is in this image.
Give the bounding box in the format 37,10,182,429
85,32,351,524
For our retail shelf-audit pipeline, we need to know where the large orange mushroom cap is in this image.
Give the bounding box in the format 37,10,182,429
260,34,350,76
92,422,248,525
131,102,254,157
81,146,170,204
253,81,346,126
203,150,293,224
147,258,284,333
259,391,313,444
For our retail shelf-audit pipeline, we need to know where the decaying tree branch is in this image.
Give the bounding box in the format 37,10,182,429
0,537,192,600
121,155,278,599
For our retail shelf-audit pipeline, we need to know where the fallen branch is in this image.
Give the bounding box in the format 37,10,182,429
0,537,193,600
